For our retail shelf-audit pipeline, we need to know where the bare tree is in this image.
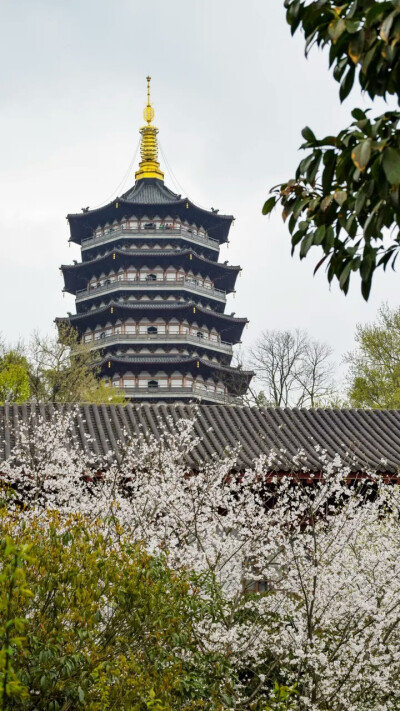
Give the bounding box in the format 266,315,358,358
249,328,335,407
27,325,126,404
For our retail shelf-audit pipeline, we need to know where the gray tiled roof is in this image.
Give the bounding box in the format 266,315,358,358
121,180,181,204
1,404,400,473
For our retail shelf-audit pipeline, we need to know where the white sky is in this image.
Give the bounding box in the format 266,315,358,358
1,0,398,385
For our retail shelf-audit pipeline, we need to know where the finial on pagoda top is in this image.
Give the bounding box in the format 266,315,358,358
143,76,155,125
135,76,164,182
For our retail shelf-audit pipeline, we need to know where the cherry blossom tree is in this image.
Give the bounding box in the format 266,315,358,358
2,408,400,710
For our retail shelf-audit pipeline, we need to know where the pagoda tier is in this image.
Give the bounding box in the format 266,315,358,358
80,222,221,263
57,77,252,404
74,281,227,314
61,248,240,294
98,354,252,403
58,301,247,343
68,179,233,246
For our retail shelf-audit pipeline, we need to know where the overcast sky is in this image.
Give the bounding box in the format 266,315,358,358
1,0,398,385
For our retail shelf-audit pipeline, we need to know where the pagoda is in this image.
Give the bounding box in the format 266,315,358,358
57,78,252,403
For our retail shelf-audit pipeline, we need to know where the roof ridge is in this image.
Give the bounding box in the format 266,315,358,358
120,178,181,204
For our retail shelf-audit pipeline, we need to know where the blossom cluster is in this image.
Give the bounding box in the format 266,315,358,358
2,408,400,710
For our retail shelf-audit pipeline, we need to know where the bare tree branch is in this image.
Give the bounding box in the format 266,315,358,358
249,329,335,408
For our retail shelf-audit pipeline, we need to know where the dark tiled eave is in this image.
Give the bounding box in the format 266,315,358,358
100,354,253,390
1,404,400,472
67,180,233,245
61,249,240,294
60,301,248,343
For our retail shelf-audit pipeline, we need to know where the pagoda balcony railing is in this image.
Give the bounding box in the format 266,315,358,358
117,384,240,404
75,278,227,303
88,332,234,355
81,226,220,251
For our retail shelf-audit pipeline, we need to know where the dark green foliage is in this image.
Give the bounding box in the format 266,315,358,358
0,514,231,710
271,109,400,300
265,2,400,298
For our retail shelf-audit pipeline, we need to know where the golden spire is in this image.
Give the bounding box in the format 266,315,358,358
135,76,164,182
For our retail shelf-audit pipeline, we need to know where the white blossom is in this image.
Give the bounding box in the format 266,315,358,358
2,407,400,710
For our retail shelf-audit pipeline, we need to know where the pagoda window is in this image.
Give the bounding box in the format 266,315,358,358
125,324,136,335
84,333,92,343
123,378,134,388
146,273,157,281
171,374,183,388
144,221,156,230
148,379,159,389
196,331,204,339
147,326,158,335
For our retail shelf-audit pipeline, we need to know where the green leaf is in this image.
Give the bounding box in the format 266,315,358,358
348,29,365,64
291,229,305,247
329,18,346,42
321,194,334,211
339,261,353,292
301,126,316,143
346,214,357,238
325,226,335,250
366,2,392,28
300,232,314,258
380,9,397,42
334,190,348,206
340,65,355,101
352,108,366,120
351,139,372,171
346,19,361,34
262,196,277,215
314,225,326,245
322,151,336,194
382,147,400,184
361,276,372,301
307,150,322,184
